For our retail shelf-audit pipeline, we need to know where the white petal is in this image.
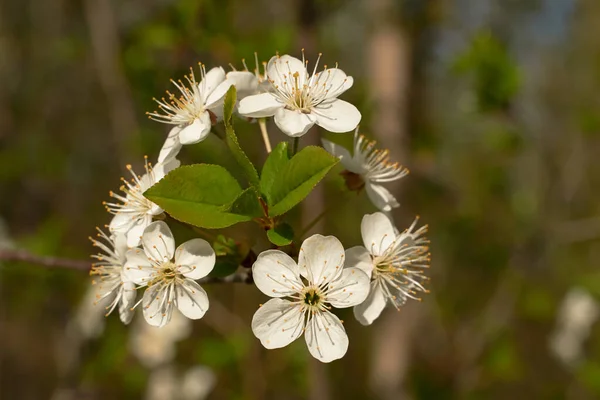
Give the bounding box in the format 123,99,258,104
109,212,135,234
205,79,233,109
298,235,345,286
238,93,283,118
365,182,399,212
315,99,361,133
142,221,175,263
267,54,308,87
125,214,153,248
139,172,158,193
361,212,396,257
176,279,209,320
344,246,373,279
320,138,358,171
252,250,303,298
304,311,348,363
158,126,183,164
142,283,175,328
274,108,317,137
179,113,211,145
326,267,371,308
175,239,216,280
119,281,137,325
353,281,387,326
251,298,304,349
113,232,129,264
225,71,259,99
152,158,181,183
123,248,154,285
312,69,353,99
199,66,226,102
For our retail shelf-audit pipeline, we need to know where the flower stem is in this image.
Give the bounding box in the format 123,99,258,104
258,118,272,153
291,137,300,156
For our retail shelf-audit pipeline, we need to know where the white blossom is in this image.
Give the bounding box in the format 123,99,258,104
251,234,370,363
106,157,179,248
347,212,430,326
322,129,408,212
238,53,361,137
124,221,215,328
89,229,136,324
225,53,269,103
130,311,192,368
549,288,600,367
147,65,233,163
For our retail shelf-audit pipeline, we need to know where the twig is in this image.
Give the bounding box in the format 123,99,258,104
258,118,272,153
0,249,91,271
291,137,300,156
0,248,253,284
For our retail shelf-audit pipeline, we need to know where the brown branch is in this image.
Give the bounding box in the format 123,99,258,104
0,248,253,284
0,249,91,271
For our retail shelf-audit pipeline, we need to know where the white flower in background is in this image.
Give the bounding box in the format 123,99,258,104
251,234,370,363
322,129,408,212
130,311,192,368
106,157,179,247
124,221,215,328
145,365,216,400
89,229,136,324
346,212,430,326
238,53,361,137
549,288,600,368
147,65,232,163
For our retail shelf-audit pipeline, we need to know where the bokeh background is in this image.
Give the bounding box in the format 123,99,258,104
2,0,600,398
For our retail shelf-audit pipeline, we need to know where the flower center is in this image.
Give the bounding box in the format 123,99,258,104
340,170,365,192
158,261,178,279
303,288,321,306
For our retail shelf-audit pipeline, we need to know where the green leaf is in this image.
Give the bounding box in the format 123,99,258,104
230,187,264,218
266,222,294,246
259,141,289,204
223,85,236,124
267,146,338,217
144,164,253,229
210,235,242,278
224,86,260,188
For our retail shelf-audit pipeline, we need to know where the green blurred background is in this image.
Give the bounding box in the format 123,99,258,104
2,0,600,398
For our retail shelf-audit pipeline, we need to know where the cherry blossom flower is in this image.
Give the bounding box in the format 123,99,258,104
147,65,233,163
106,157,179,248
251,234,370,362
238,53,361,137
90,229,136,324
225,54,268,103
124,221,215,328
322,129,408,212
346,212,430,325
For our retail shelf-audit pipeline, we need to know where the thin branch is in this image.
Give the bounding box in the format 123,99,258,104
258,118,272,153
0,248,253,284
291,137,300,156
0,249,91,271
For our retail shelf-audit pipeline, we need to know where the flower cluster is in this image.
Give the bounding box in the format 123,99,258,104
90,52,430,363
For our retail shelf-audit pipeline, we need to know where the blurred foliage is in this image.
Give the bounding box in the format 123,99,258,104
453,32,521,112
2,0,600,399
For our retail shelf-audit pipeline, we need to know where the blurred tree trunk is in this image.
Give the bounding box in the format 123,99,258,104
365,0,413,398
83,0,140,165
